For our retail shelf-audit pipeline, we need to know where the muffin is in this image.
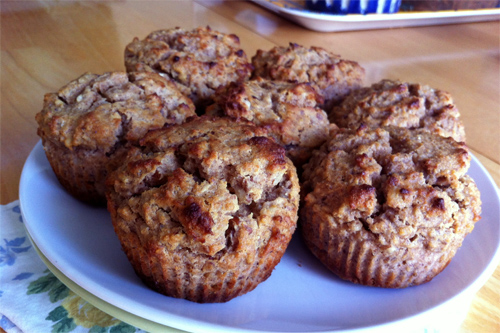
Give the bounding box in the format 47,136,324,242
124,26,253,111
205,77,335,167
36,71,196,205
251,43,365,110
105,116,300,303
300,125,481,288
329,79,466,142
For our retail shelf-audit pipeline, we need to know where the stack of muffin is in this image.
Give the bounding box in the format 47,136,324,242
36,26,481,303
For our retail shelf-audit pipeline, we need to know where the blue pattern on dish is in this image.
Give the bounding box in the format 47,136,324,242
306,0,401,14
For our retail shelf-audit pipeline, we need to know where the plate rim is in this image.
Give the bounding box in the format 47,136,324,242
19,140,500,333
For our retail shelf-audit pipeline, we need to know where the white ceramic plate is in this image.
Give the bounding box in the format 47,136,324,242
251,0,500,32
20,141,500,333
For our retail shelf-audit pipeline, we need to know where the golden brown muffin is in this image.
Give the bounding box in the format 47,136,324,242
251,42,365,110
105,116,300,303
36,71,196,205
124,26,252,111
300,125,481,288
205,77,336,167
329,79,466,142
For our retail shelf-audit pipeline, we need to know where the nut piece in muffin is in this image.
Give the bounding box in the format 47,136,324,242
251,42,365,110
205,77,336,167
329,79,466,142
124,26,253,111
300,125,481,288
105,116,300,303
36,71,196,205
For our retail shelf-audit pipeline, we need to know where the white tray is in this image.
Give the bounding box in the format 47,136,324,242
251,0,500,31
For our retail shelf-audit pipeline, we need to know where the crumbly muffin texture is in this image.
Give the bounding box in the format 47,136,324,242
106,116,300,302
125,26,252,110
36,71,196,205
300,125,481,288
206,77,335,166
251,42,365,109
330,79,466,142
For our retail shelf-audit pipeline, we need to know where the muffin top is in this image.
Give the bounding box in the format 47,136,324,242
36,71,196,152
124,26,252,110
205,77,334,166
301,125,481,253
106,116,299,258
251,42,365,108
329,79,466,142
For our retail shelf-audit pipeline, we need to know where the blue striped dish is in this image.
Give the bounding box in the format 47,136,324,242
306,0,401,14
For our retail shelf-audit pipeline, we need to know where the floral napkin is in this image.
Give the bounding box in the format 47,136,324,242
0,201,145,333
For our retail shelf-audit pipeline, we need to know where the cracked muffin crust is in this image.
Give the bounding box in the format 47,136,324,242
205,77,335,167
124,26,253,111
36,71,196,205
329,79,466,142
105,116,300,303
300,125,481,288
251,42,365,110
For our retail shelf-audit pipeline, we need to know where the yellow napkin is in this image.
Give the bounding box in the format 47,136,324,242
0,201,144,333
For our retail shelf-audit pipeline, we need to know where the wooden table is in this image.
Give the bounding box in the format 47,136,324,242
1,1,499,331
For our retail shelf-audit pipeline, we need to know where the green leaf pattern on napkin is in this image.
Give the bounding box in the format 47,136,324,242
0,202,143,333
27,270,137,333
